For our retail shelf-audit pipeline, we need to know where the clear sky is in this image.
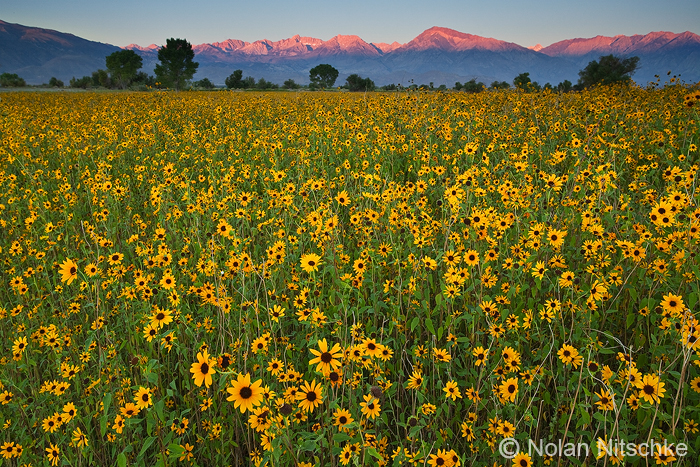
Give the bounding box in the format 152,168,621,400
3,0,699,48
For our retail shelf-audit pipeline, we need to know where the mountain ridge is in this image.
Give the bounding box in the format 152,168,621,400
2,19,698,86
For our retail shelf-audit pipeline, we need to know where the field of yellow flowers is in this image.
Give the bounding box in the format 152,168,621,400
0,85,699,467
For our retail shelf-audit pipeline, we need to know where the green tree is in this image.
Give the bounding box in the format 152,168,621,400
577,54,639,89
309,64,339,89
255,78,278,90
557,80,572,93
105,50,143,89
490,81,510,90
92,69,111,88
0,73,26,87
193,78,215,89
345,74,375,92
459,79,485,93
225,70,244,89
48,77,64,88
283,79,300,89
154,38,199,91
514,72,540,92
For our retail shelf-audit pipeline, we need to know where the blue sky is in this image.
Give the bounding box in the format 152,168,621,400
3,0,699,48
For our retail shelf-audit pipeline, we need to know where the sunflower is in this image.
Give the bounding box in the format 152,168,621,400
45,443,60,466
595,389,614,411
226,373,264,413
360,394,381,419
464,249,479,266
512,452,532,467
59,258,78,285
660,293,685,315
690,377,700,393
638,373,666,404
120,402,140,418
151,306,173,328
190,350,217,388
309,338,343,374
72,427,88,448
427,449,452,467
406,370,423,390
113,415,125,433
473,346,488,366
333,408,354,428
134,387,153,409
300,253,322,273
557,344,583,368
443,380,462,401
296,379,323,413
499,377,518,402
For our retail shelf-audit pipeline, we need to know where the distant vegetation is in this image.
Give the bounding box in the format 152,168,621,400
0,52,645,92
0,73,26,87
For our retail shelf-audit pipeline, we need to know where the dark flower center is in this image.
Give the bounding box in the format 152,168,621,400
321,352,332,363
240,387,253,399
201,362,209,374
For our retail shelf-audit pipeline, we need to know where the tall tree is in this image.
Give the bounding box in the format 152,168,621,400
105,50,143,89
577,55,640,89
154,38,199,91
225,70,243,89
309,64,339,89
345,74,375,92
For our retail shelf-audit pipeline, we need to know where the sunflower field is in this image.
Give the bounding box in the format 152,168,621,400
0,85,699,467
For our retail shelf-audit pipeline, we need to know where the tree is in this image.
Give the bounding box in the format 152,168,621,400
242,76,256,89
556,80,572,93
514,72,541,92
106,50,143,89
459,79,485,93
490,81,510,90
345,74,375,92
69,76,92,89
283,79,301,89
193,78,215,89
225,70,244,89
92,69,111,88
577,54,639,89
48,77,64,88
154,38,199,91
309,64,339,89
0,73,26,87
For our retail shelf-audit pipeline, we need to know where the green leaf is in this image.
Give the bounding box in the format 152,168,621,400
333,432,351,443
168,443,185,459
117,452,127,467
103,393,112,414
411,317,420,332
138,436,156,459
425,318,435,335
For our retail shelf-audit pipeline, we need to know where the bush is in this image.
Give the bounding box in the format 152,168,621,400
69,76,93,89
345,74,375,92
225,70,244,89
0,73,26,87
283,79,301,90
48,77,64,88
456,79,485,93
577,54,640,89
193,78,216,89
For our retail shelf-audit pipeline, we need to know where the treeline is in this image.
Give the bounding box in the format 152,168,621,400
1,47,645,92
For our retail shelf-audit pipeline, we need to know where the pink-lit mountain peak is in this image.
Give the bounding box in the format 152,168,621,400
397,26,525,52
539,30,700,56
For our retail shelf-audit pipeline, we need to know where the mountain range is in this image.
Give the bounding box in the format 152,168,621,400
2,19,699,87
